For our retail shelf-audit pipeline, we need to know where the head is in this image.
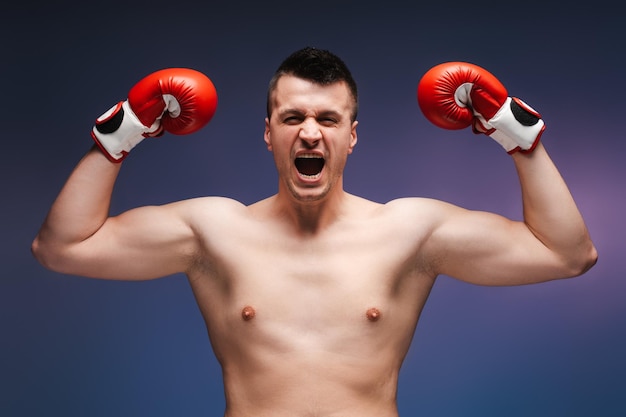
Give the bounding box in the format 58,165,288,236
264,47,359,203
267,47,359,123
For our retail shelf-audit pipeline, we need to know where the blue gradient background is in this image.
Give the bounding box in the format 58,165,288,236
2,1,624,416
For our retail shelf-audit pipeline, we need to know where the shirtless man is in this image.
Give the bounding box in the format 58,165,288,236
32,47,597,417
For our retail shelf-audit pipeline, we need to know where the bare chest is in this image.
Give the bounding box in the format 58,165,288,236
189,221,433,348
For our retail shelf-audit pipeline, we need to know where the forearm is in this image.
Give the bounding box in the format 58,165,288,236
32,146,121,264
513,142,597,275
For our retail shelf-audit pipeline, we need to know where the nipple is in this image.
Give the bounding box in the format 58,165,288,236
241,306,256,321
366,307,381,322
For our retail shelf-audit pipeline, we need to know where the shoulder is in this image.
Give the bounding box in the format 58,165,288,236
381,197,460,219
163,196,250,229
374,197,473,243
172,196,247,213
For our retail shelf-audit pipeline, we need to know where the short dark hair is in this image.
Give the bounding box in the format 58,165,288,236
266,47,359,122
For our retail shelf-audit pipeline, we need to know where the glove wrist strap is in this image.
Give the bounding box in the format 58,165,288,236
91,101,158,163
476,97,545,154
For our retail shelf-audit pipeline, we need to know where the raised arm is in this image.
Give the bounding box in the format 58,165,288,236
32,69,218,280
417,62,597,285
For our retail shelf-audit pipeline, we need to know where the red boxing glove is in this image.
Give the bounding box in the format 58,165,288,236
92,68,218,162
417,62,544,154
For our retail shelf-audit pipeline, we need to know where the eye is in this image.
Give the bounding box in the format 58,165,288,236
318,117,338,126
317,111,341,126
283,116,303,125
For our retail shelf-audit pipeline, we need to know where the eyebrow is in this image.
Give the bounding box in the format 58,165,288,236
278,109,344,119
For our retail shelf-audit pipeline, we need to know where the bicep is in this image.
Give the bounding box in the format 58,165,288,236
62,202,198,280
425,204,566,286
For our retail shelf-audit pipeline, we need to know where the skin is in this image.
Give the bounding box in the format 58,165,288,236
32,74,597,417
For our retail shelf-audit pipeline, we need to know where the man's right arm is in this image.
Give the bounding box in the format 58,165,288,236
32,68,218,280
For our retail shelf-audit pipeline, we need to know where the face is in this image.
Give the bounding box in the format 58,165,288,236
264,75,358,203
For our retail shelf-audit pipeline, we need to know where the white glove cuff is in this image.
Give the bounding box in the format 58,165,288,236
487,97,545,153
91,101,158,162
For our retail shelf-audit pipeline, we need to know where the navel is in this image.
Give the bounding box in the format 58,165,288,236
241,306,256,321
366,307,381,322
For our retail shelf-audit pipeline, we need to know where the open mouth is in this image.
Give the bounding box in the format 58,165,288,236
295,154,325,178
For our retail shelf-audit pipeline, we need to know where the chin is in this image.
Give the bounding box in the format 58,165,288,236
288,183,332,203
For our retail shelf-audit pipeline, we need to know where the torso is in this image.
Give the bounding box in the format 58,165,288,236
184,194,438,417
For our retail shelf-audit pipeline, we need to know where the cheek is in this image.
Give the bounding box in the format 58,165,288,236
339,133,357,155
268,140,293,168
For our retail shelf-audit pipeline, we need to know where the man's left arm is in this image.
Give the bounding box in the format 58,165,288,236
417,61,597,284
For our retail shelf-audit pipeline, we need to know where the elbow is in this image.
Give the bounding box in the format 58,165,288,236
31,235,53,270
581,243,599,275
31,235,68,273
565,241,598,278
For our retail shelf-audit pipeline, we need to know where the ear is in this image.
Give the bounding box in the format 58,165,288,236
347,120,358,154
264,118,272,151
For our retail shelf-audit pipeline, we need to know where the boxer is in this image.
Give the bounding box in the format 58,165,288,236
33,48,596,417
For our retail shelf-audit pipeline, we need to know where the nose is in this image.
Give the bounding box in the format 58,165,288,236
299,118,322,146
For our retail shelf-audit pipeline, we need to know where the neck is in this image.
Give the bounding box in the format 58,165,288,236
275,183,349,235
